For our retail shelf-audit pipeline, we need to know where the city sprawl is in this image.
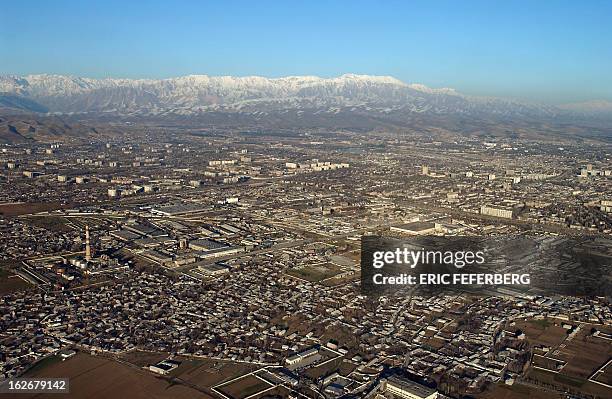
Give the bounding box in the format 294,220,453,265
0,127,611,399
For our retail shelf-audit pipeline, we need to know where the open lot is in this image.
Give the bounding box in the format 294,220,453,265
477,382,562,399
0,267,31,295
120,352,262,393
514,319,568,347
592,360,612,386
172,358,259,390
217,374,272,399
0,202,66,216
287,262,343,282
551,325,612,380
23,215,73,232
252,385,292,398
525,368,611,399
510,319,612,398
8,352,213,399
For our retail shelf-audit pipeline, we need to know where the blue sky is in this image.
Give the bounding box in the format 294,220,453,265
1,0,611,103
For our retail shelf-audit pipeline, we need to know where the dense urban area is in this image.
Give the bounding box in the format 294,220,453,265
0,126,610,399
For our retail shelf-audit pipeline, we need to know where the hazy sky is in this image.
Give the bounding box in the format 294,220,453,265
2,0,611,103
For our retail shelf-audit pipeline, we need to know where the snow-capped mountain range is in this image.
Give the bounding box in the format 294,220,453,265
0,73,609,121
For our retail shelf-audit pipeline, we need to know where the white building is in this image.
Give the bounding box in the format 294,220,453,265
384,376,438,399
480,205,516,219
285,347,319,366
391,221,437,235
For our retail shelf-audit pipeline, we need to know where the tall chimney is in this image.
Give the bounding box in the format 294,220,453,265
85,225,92,261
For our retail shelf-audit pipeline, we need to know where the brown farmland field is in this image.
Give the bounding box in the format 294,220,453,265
217,375,272,399
4,353,213,399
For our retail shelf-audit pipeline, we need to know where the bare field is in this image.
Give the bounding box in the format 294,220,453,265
526,367,612,398
218,375,272,399
514,319,568,347
593,361,612,386
0,268,31,295
6,353,213,399
120,352,260,392
252,385,291,398
0,202,66,216
522,322,612,381
513,320,612,398
174,358,259,390
287,262,343,282
23,215,72,232
168,357,207,378
477,382,562,399
555,333,611,379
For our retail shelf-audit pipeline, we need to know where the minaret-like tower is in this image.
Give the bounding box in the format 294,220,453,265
85,225,92,261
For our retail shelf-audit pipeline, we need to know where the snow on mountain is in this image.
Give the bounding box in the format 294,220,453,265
559,100,612,114
0,73,592,121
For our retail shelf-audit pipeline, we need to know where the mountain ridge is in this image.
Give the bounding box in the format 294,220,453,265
0,74,609,123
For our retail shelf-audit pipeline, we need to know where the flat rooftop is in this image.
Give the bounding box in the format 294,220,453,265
392,221,436,232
